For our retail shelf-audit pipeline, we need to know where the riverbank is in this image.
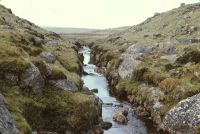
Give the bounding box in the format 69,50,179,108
79,46,160,134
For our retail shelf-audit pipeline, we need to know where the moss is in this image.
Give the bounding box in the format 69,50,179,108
0,81,99,134
0,57,30,74
0,43,30,74
32,59,49,77
159,78,180,94
132,67,166,86
196,124,200,134
49,65,67,80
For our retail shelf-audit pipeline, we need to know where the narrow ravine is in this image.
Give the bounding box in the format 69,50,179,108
79,46,156,134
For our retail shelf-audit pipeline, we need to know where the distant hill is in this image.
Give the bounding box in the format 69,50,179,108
43,27,99,34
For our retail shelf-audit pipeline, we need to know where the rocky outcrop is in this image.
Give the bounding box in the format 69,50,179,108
40,52,56,64
20,64,45,92
118,44,157,79
49,79,78,91
0,93,18,134
161,93,200,134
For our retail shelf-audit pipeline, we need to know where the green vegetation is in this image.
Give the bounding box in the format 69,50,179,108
0,81,99,134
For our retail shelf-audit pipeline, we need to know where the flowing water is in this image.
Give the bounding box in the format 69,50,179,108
80,46,156,134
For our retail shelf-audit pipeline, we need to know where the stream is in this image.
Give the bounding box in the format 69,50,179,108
80,46,157,134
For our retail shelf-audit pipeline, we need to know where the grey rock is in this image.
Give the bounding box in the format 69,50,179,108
161,93,200,134
20,64,45,92
101,122,112,130
160,54,177,63
113,109,128,124
118,44,156,79
91,88,98,93
4,73,18,85
46,40,58,46
176,38,200,44
160,43,176,54
0,93,18,134
49,79,78,91
42,61,52,77
40,52,56,64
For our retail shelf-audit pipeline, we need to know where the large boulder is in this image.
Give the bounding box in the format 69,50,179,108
49,79,78,91
20,64,45,92
0,93,18,134
40,52,56,64
161,93,200,134
118,44,156,79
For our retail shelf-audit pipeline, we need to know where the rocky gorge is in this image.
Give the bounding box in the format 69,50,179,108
1,1,200,134
74,2,200,134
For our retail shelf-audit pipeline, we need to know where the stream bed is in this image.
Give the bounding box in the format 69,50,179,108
80,46,157,134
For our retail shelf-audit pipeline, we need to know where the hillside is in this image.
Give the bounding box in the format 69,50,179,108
43,27,99,34
0,4,102,134
83,2,200,134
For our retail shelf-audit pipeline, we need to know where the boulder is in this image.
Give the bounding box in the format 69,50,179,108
40,52,56,64
0,93,18,134
160,43,176,54
0,24,13,29
161,93,200,134
20,64,45,92
113,108,128,124
101,122,112,130
160,54,177,63
49,79,78,91
118,44,157,79
113,113,128,124
91,88,98,93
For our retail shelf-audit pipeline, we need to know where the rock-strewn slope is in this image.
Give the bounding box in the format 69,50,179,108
0,4,102,134
87,2,200,133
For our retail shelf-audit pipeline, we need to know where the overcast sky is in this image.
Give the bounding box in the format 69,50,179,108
1,0,199,29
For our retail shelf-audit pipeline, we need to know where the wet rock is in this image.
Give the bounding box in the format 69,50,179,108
101,122,112,130
40,52,56,64
20,64,45,92
161,93,200,134
4,73,18,85
113,108,128,124
49,79,78,91
160,54,177,63
91,88,98,93
83,70,89,75
0,93,18,134
113,113,128,124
